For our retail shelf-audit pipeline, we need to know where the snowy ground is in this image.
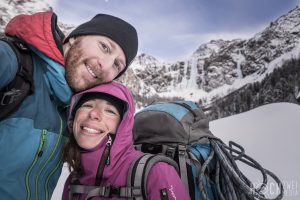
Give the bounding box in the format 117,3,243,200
52,102,300,200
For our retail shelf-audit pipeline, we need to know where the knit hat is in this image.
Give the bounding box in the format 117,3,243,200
65,14,138,79
72,92,126,120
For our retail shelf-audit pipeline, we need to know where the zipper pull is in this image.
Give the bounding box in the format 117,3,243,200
106,135,112,165
106,135,112,147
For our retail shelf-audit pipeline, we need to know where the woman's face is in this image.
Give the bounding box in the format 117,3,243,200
73,98,121,149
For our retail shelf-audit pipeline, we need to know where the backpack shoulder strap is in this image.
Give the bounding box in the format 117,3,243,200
69,184,142,200
0,37,34,120
68,171,143,199
127,153,179,200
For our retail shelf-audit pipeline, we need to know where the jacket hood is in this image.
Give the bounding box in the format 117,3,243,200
68,81,141,187
5,11,65,65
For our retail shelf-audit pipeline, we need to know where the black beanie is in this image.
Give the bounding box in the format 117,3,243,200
65,14,138,79
72,92,126,120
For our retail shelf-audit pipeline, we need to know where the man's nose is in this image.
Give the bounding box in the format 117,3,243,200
98,55,115,69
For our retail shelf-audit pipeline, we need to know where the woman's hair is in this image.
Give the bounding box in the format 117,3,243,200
62,132,83,175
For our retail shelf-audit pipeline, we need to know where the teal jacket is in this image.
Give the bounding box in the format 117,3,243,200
0,12,72,199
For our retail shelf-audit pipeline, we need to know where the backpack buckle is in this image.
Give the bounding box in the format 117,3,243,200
165,146,176,158
110,186,121,196
1,89,22,105
101,186,120,197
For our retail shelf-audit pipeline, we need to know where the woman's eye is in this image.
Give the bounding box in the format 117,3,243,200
106,108,117,115
81,103,93,108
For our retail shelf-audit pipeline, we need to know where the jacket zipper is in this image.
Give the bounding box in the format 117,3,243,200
34,106,64,200
25,129,47,200
95,135,112,185
44,109,64,200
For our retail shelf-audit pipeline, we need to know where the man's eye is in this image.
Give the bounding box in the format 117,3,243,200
114,61,123,72
100,42,110,53
114,63,120,71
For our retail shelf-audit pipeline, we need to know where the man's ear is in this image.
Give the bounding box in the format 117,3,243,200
68,37,76,45
63,37,76,56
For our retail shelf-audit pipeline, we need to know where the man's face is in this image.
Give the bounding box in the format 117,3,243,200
64,35,126,92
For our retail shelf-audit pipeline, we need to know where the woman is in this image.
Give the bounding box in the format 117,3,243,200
62,82,190,200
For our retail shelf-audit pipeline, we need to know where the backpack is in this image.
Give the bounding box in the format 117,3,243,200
130,101,284,200
0,36,34,120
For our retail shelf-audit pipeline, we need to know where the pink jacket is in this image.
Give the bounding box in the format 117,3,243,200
62,82,190,200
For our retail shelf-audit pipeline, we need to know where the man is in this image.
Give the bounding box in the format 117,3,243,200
0,11,138,199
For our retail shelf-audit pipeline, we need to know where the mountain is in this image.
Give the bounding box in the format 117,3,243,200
118,6,300,119
0,0,73,37
0,0,50,30
0,1,299,119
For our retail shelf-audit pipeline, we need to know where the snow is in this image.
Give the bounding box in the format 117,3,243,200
176,59,198,90
231,50,245,79
52,103,300,200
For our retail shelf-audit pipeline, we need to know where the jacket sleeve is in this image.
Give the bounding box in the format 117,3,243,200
0,41,18,90
146,162,191,200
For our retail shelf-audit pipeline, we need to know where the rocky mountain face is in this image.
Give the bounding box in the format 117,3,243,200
0,0,73,37
0,0,50,30
118,6,300,119
1,1,299,119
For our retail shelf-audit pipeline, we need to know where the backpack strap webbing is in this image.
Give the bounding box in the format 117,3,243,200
127,154,179,200
69,184,142,200
0,37,33,120
178,144,190,192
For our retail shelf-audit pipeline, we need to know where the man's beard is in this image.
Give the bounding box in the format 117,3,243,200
64,38,104,92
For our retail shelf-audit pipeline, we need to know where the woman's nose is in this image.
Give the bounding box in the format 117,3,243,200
89,108,102,121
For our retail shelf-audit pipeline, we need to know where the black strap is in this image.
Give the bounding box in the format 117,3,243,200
0,37,33,120
69,184,142,200
127,154,179,200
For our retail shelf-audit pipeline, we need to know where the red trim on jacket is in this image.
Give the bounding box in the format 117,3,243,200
5,11,65,65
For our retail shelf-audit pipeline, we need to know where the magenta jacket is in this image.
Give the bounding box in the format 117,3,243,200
62,82,190,200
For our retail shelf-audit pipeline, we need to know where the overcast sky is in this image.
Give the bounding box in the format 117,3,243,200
47,0,299,61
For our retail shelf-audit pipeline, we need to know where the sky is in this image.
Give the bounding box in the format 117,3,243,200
52,102,300,200
46,0,300,62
